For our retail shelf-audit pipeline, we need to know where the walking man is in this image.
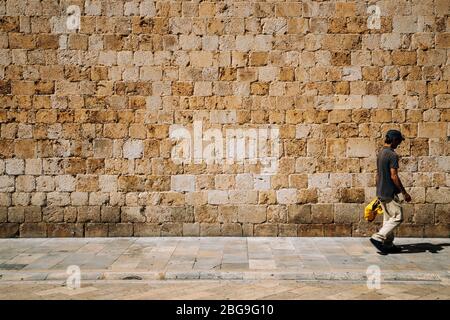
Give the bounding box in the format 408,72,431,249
370,129,412,254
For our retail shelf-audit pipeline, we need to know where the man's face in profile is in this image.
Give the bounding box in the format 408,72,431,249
390,138,402,149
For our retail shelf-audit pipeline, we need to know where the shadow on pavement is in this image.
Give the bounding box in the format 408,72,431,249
396,243,450,254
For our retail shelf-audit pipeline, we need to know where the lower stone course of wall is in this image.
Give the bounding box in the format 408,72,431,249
0,221,448,238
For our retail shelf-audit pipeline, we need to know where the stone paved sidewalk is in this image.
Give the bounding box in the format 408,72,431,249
0,237,449,283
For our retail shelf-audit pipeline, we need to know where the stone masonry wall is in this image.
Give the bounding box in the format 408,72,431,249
0,0,449,237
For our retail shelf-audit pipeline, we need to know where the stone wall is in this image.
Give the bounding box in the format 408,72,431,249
0,0,449,238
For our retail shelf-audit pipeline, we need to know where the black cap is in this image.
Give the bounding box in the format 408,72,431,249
385,129,405,141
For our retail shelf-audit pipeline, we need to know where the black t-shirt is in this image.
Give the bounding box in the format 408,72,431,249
376,146,401,201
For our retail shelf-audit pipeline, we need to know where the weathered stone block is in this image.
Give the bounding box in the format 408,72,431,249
108,223,133,237
8,207,24,223
418,122,447,138
276,188,298,204
435,204,450,224
5,159,24,175
323,224,352,236
298,224,324,237
266,202,288,223
346,138,376,157
254,223,278,236
413,204,435,224
99,175,118,192
298,188,318,204
101,206,120,223
55,175,75,192
393,16,417,33
24,206,42,222
123,140,144,159
311,204,334,224
308,173,329,188
77,206,101,223
207,190,228,205
0,223,19,238
20,223,47,237
426,187,450,204
71,192,89,206
334,203,361,223
190,51,213,67
134,223,161,236
340,188,365,203
423,224,450,237
171,175,195,192
235,173,254,190
121,206,145,223
47,223,84,237
182,222,200,236
161,222,183,236
288,204,311,223
221,223,242,236
200,223,221,236
396,223,424,237
237,205,266,223
254,175,271,190
229,190,258,204
85,223,108,237
193,81,212,96
278,224,298,236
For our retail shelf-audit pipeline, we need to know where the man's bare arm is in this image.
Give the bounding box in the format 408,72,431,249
390,168,405,193
390,168,411,201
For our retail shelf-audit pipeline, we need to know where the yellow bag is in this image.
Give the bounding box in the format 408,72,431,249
364,198,383,222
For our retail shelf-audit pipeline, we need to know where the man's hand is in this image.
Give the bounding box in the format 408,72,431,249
403,192,412,202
